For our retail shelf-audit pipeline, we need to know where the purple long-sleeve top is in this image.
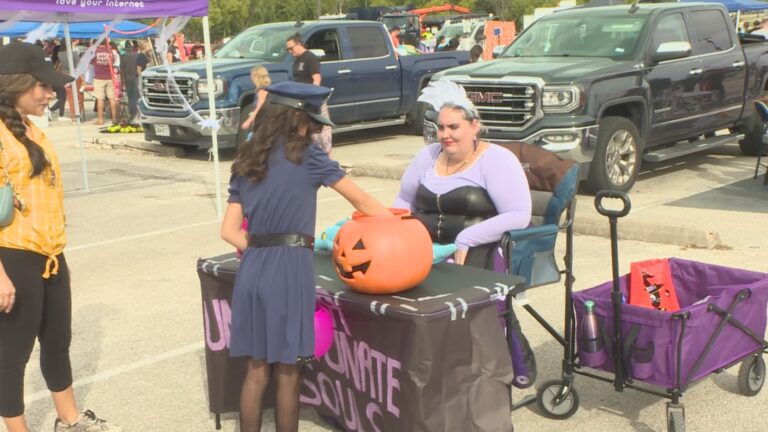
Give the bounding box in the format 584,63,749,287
394,143,532,251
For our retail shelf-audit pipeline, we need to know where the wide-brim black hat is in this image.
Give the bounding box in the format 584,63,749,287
0,42,73,87
266,81,335,127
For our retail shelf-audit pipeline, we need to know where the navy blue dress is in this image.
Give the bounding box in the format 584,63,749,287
228,140,345,364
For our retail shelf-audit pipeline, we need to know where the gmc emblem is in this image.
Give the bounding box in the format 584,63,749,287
466,91,504,104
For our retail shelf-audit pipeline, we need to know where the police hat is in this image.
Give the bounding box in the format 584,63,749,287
0,42,73,87
265,81,335,126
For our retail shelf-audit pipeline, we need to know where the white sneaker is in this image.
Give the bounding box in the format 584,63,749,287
53,410,122,432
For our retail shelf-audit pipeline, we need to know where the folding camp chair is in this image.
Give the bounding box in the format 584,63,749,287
497,142,580,408
752,101,768,185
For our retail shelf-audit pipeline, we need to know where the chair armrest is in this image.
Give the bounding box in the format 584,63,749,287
502,223,561,291
505,224,559,242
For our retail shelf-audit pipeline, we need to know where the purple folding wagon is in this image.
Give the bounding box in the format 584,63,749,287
535,191,768,432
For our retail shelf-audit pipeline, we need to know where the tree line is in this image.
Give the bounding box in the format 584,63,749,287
181,0,584,42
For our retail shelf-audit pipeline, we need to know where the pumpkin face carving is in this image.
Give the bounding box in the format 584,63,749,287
332,208,432,294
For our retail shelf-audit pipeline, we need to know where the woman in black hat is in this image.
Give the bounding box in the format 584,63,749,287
221,81,390,432
0,42,121,432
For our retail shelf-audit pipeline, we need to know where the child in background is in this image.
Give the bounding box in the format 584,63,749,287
241,66,271,132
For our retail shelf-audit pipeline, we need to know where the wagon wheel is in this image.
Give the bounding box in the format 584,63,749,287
737,354,765,396
667,410,685,432
536,379,579,420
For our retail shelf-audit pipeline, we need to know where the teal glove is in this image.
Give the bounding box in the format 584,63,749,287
432,243,457,264
314,218,349,251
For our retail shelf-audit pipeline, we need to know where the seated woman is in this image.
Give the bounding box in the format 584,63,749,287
394,80,532,269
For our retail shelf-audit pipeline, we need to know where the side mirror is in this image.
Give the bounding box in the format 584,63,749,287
475,33,486,43
492,45,506,59
309,48,326,59
651,41,691,64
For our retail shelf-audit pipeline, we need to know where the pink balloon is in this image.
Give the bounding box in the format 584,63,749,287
314,305,334,358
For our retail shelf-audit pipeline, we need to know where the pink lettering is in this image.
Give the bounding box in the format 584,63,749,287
369,350,387,404
386,358,401,417
204,299,229,351
356,341,375,399
324,331,346,374
299,376,321,406
337,380,360,430
318,373,341,416
365,403,384,432
340,331,361,391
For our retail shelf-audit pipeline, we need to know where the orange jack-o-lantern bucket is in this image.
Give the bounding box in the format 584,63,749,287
332,208,432,294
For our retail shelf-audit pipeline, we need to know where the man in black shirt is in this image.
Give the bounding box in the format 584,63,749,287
285,33,320,85
285,33,331,152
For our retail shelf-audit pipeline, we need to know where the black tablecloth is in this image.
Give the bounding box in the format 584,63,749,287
198,252,525,432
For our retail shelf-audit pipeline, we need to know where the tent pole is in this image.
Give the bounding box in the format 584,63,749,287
202,16,223,220
64,18,90,193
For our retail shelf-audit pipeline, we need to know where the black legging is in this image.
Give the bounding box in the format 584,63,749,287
0,248,73,417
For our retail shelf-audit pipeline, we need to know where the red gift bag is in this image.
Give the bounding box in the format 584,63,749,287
629,258,681,312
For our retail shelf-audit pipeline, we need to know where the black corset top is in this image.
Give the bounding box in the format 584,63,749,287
412,184,498,244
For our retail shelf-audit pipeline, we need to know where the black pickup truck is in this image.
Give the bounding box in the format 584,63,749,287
425,2,768,191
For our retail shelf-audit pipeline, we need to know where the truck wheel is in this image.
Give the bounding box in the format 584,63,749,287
738,114,768,156
409,101,429,135
588,116,641,192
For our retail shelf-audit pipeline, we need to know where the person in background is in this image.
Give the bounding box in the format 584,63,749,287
751,18,768,37
389,25,401,49
444,37,460,52
221,81,390,432
469,45,484,63
285,33,333,154
90,41,117,125
241,66,271,131
120,41,140,122
433,35,446,52
48,41,67,120
285,34,319,85
0,41,122,432
135,40,156,75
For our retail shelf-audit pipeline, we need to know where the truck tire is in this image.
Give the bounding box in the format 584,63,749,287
738,114,768,156
409,101,429,135
587,116,641,192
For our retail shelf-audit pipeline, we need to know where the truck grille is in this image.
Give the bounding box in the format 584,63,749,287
460,83,539,130
141,75,197,110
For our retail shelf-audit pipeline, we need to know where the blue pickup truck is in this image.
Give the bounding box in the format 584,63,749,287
138,20,470,149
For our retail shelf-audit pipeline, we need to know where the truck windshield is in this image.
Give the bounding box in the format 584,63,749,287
436,24,467,40
503,14,648,58
215,27,296,60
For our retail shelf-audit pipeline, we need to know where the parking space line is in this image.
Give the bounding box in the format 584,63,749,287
24,342,204,402
66,221,220,252
64,188,384,252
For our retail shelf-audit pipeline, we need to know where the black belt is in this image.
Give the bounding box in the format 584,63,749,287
247,233,314,249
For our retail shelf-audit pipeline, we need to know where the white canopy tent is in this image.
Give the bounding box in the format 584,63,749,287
0,1,224,218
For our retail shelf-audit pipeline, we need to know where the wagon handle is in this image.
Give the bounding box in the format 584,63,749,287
594,190,631,218
594,190,632,393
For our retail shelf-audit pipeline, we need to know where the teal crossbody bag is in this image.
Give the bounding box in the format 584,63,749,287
0,143,18,227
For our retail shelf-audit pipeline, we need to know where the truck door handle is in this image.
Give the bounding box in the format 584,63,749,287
732,61,745,68
688,68,703,76
338,69,351,74
385,65,398,70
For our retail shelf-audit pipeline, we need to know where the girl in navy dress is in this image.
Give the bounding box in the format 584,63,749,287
220,81,390,432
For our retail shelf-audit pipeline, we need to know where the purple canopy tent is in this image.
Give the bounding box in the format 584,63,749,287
0,0,224,218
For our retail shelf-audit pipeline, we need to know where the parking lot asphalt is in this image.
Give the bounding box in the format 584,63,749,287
5,120,767,432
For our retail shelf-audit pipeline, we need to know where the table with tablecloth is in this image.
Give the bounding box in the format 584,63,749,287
197,251,525,431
